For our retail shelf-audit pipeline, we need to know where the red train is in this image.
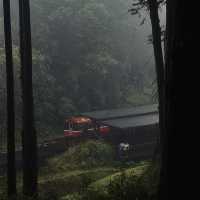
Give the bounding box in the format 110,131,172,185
64,116,110,138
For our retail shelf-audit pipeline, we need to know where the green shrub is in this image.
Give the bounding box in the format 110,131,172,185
107,170,148,200
75,140,114,168
48,140,115,170
61,193,82,200
81,162,159,200
0,176,7,199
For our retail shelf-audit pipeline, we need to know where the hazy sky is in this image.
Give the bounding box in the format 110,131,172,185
129,5,166,69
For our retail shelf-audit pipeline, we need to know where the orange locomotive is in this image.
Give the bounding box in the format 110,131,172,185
64,116,110,138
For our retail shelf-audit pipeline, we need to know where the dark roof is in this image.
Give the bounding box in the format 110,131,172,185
101,112,159,129
81,104,158,121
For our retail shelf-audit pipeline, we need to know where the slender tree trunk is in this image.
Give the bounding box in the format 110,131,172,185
19,0,38,197
3,0,16,197
157,1,176,198
147,0,165,159
159,0,195,198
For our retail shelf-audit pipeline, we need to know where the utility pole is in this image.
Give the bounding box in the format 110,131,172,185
19,0,38,197
3,0,17,197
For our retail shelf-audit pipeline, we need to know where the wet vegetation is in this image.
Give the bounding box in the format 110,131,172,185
47,140,115,171
1,0,194,198
0,0,157,137
0,0,167,199
1,140,159,200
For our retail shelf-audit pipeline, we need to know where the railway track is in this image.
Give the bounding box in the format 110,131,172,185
1,105,159,175
0,135,157,175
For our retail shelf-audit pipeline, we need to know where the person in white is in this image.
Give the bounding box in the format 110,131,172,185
119,142,130,151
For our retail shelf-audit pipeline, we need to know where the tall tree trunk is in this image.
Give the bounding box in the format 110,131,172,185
147,0,165,159
159,0,195,198
157,1,176,198
3,0,16,197
19,0,38,197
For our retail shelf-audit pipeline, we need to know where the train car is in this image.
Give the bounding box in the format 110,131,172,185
64,116,110,138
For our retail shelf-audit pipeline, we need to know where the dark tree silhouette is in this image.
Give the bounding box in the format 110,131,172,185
147,0,165,152
159,0,196,199
3,0,16,197
19,0,38,197
129,0,165,159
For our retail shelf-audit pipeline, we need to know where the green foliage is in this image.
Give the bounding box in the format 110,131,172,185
80,162,159,200
106,170,148,200
61,193,82,200
0,0,157,138
0,176,7,199
39,168,119,198
75,140,115,168
126,89,153,106
48,140,115,171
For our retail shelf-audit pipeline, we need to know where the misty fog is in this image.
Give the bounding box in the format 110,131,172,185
0,0,165,137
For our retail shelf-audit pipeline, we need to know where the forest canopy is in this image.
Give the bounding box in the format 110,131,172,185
0,0,158,135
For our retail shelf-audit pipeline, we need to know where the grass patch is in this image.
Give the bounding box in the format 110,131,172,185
79,161,159,200
38,167,119,198
1,140,158,200
47,140,115,171
36,140,119,198
88,162,148,193
0,176,6,198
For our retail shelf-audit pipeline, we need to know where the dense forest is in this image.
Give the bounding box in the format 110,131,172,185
0,0,162,135
3,0,194,199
